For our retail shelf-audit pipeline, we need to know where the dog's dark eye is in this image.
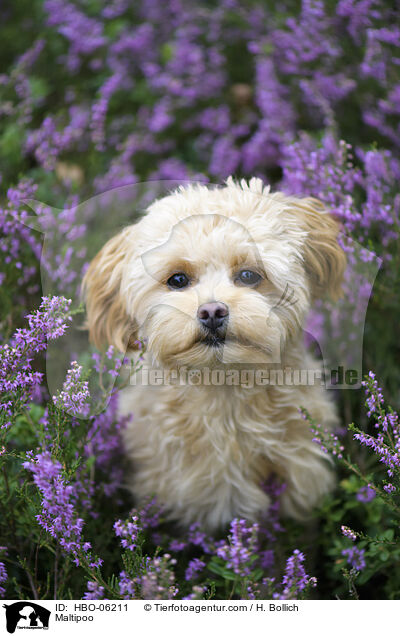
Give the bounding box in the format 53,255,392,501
167,272,190,289
236,270,262,286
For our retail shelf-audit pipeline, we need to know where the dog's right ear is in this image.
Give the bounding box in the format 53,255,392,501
290,197,346,302
81,227,137,352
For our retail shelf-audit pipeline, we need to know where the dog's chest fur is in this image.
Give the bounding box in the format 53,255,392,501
119,353,337,529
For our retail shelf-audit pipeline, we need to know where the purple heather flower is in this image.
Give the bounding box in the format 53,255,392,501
91,73,127,150
341,526,357,541
0,562,7,598
185,558,206,581
354,376,400,486
136,496,164,529
114,515,140,551
309,412,345,459
83,581,105,600
362,373,384,417
53,361,90,416
118,552,180,600
23,451,101,568
102,0,129,19
44,0,106,71
169,539,187,552
26,107,90,170
357,486,376,503
260,549,275,569
383,483,396,494
83,393,128,500
118,570,137,599
0,296,72,428
279,550,317,600
216,518,259,577
182,584,207,600
342,546,366,571
140,554,178,600
187,522,213,553
0,547,7,598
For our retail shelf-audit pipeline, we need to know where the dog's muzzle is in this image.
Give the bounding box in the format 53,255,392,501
197,302,229,345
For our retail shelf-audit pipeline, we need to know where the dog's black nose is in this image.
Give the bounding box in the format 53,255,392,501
197,302,229,332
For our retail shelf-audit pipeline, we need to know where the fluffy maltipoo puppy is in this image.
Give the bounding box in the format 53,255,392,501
83,177,346,529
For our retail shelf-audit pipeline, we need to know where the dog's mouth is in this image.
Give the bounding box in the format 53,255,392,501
201,334,226,347
169,329,276,367
197,325,227,348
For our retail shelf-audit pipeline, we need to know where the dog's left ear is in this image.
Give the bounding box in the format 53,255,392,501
292,197,346,301
81,226,138,352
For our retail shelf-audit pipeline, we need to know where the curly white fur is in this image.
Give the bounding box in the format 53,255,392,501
83,177,346,529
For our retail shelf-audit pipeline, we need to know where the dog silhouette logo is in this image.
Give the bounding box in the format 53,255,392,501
3,602,50,633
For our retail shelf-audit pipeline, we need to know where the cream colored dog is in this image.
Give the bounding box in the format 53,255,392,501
83,178,346,529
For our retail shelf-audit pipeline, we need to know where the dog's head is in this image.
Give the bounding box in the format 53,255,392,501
82,178,346,368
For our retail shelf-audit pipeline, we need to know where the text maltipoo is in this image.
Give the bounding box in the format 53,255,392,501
83,178,346,529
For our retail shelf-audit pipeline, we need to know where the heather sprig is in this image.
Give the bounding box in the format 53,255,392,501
88,343,144,415
139,554,179,600
0,547,7,598
113,511,179,600
305,378,400,510
53,360,90,417
136,496,164,529
259,551,317,601
114,516,141,552
216,518,259,577
186,522,213,554
0,296,72,433
304,374,400,598
303,407,345,459
341,525,358,541
112,489,312,601
83,580,105,600
23,451,102,569
356,486,376,503
341,546,366,572
185,558,206,582
350,373,400,496
278,550,317,600
183,585,208,600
